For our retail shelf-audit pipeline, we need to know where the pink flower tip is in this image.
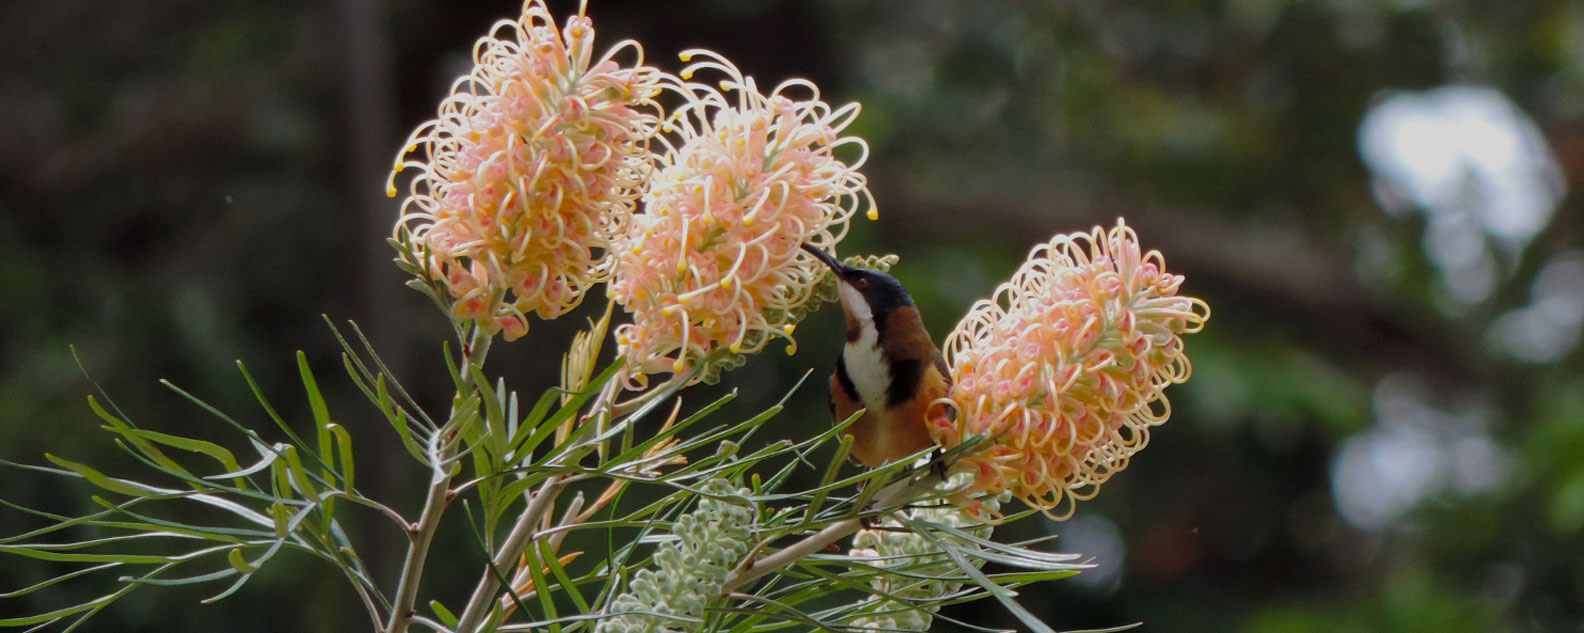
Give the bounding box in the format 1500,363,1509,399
389,0,663,340
932,219,1210,519
609,51,875,384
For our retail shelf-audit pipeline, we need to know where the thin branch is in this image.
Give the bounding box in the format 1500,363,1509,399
380,460,452,633
451,475,572,633
608,373,683,417
383,329,492,633
720,475,930,594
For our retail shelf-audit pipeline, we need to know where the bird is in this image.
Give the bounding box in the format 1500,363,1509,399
801,243,951,468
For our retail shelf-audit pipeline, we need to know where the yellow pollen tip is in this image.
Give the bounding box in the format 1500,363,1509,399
729,342,742,354
385,183,398,198
866,209,879,221
662,305,680,316
784,343,797,356
720,276,734,289
742,218,753,227
680,70,693,80
672,359,685,372
783,324,796,335
679,53,693,62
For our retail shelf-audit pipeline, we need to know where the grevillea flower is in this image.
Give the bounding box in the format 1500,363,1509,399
929,220,1209,519
609,50,874,383
596,478,756,633
389,0,662,340
847,474,1001,632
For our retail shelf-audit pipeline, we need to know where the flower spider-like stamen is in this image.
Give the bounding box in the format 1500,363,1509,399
390,0,664,341
610,51,875,385
930,220,1210,519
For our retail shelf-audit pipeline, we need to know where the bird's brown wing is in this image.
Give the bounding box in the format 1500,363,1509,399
872,353,949,465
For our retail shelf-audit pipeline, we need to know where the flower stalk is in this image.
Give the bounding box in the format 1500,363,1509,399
720,473,931,594
453,475,573,633
384,327,493,633
382,468,454,633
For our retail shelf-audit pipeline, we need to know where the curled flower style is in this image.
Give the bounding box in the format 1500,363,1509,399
929,220,1209,519
389,0,663,340
609,50,875,383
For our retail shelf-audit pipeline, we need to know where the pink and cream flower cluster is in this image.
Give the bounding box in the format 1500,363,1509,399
388,5,1210,518
390,0,663,340
608,51,873,382
390,2,872,372
930,221,1209,518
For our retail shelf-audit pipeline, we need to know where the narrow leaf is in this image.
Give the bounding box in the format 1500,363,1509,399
298,351,332,430
326,423,356,491
121,429,246,490
376,373,430,463
227,547,258,573
940,542,1060,633
0,545,171,564
519,535,562,633
430,601,460,629
539,541,588,613
127,567,239,587
44,454,170,498
87,396,189,478
199,572,253,604
0,585,128,626
0,563,117,598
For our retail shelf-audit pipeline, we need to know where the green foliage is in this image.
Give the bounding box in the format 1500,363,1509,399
1,348,386,630
1,312,1085,633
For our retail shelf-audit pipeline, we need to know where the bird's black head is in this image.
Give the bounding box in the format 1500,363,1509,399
836,267,914,316
801,244,916,320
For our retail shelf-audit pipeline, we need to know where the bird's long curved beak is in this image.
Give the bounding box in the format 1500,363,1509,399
800,243,848,275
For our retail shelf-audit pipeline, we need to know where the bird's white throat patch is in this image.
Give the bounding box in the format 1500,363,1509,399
838,283,872,324
839,283,890,410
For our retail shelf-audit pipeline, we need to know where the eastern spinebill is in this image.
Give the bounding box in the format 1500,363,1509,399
801,244,951,468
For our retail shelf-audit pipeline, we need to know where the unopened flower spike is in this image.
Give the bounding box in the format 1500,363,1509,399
595,478,756,633
388,0,664,341
610,50,876,386
930,219,1209,519
847,473,1001,632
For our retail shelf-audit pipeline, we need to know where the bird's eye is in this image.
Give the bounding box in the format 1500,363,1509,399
854,278,869,290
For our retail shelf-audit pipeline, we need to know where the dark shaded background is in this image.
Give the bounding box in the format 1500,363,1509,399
4,1,1583,631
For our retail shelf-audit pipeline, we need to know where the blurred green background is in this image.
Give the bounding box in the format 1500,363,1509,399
3,0,1583,631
